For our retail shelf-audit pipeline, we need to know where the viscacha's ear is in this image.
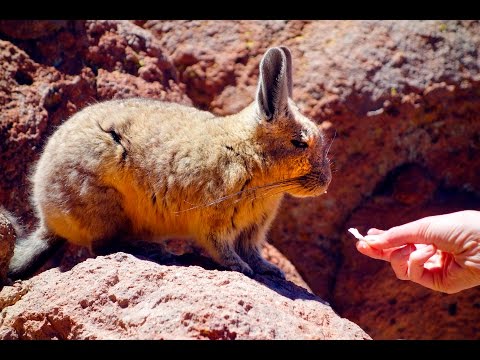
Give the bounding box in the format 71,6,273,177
256,47,290,121
279,46,293,97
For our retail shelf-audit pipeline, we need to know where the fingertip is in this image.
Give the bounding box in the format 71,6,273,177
390,244,416,280
367,228,384,235
356,240,376,257
355,240,367,252
411,244,437,265
355,240,392,261
416,244,436,256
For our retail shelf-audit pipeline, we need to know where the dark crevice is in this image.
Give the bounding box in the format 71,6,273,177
448,303,458,316
5,21,90,76
14,70,33,85
385,106,400,117
372,163,433,197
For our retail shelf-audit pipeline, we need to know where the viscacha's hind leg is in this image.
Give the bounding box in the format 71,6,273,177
43,182,132,255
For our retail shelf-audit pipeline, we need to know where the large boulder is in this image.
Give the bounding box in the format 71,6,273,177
0,253,369,340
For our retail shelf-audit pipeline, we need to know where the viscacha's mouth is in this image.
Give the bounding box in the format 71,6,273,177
289,171,331,198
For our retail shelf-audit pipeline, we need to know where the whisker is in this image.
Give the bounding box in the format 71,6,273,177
229,182,298,204
173,177,304,214
326,129,336,157
242,184,302,204
235,183,300,205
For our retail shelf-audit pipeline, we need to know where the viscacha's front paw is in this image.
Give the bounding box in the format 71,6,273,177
230,262,254,277
253,261,285,279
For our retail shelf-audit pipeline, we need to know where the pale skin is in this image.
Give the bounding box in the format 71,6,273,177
355,210,480,294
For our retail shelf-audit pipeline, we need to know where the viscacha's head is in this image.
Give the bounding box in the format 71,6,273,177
253,46,332,198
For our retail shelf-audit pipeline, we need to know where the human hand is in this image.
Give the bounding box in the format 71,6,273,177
353,210,480,294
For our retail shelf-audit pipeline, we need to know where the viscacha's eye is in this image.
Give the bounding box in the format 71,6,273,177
291,139,308,149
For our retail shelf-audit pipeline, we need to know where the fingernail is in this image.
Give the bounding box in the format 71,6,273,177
364,235,379,242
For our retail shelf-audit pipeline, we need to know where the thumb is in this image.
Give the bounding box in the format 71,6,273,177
364,219,432,250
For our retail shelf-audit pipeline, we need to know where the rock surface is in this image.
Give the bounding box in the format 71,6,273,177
1,20,480,339
0,212,16,284
34,240,312,294
0,20,68,40
0,253,369,340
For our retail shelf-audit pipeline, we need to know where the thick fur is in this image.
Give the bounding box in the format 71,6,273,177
8,47,332,279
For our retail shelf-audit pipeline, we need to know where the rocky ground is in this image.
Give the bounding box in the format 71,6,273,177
0,20,479,339
0,253,368,340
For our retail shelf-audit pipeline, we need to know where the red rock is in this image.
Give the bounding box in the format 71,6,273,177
0,254,369,340
261,243,312,292
0,20,68,40
0,212,16,284
33,239,311,295
391,164,437,205
142,20,309,113
96,69,187,103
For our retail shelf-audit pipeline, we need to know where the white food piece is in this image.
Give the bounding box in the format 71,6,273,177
348,228,365,240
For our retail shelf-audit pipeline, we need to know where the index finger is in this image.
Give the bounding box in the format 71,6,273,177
356,240,405,262
363,219,431,250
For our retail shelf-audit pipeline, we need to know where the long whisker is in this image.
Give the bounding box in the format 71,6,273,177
232,183,301,205
220,181,298,206
326,129,336,157
212,180,296,205
173,177,304,214
233,186,300,208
